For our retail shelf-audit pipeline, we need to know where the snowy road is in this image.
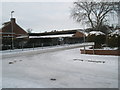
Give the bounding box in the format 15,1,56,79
2,43,93,58
2,46,118,88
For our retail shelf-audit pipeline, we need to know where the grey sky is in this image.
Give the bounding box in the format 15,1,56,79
1,1,118,33
1,2,84,33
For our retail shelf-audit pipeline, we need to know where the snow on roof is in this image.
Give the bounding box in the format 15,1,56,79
16,35,28,38
77,30,88,36
29,34,74,38
89,31,105,36
109,30,120,36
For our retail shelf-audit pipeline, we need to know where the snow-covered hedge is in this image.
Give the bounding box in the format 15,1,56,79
87,31,106,48
107,30,120,47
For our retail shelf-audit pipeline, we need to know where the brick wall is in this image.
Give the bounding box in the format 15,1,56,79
80,49,120,56
73,31,85,38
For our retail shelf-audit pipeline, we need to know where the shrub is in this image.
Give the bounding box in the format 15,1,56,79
87,31,106,48
107,30,120,48
107,34,120,48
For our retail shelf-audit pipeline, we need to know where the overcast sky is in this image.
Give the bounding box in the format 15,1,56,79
1,0,118,33
1,1,86,33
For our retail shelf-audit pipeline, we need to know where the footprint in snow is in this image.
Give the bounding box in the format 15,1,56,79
9,62,14,64
50,78,56,81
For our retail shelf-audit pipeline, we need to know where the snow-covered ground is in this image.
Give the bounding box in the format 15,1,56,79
2,45,118,88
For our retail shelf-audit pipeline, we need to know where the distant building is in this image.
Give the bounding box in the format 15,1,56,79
0,18,28,50
27,29,87,47
28,29,87,38
0,18,88,50
0,18,28,39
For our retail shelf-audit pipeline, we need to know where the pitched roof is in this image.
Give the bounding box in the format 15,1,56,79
1,18,27,35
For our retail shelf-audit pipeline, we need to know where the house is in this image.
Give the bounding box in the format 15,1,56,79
0,18,28,50
0,18,28,38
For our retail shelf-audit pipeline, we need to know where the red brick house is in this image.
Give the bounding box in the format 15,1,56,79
0,18,28,39
0,18,28,49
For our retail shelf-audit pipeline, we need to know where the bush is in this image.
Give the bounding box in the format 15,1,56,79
107,34,120,47
87,31,106,48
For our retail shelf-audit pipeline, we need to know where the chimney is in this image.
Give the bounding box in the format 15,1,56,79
10,18,16,23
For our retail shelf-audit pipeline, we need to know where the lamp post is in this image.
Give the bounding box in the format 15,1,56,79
11,11,14,18
11,11,14,50
83,24,86,54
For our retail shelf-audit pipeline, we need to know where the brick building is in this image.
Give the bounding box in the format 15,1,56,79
0,18,28,50
0,18,88,50
0,18,28,38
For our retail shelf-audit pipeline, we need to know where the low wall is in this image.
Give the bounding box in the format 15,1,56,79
80,49,120,56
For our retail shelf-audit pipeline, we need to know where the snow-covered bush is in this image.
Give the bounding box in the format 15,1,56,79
87,31,106,48
107,30,120,47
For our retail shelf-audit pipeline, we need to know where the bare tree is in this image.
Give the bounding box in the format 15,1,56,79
71,1,119,31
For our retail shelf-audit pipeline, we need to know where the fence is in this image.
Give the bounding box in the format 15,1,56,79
1,37,84,50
